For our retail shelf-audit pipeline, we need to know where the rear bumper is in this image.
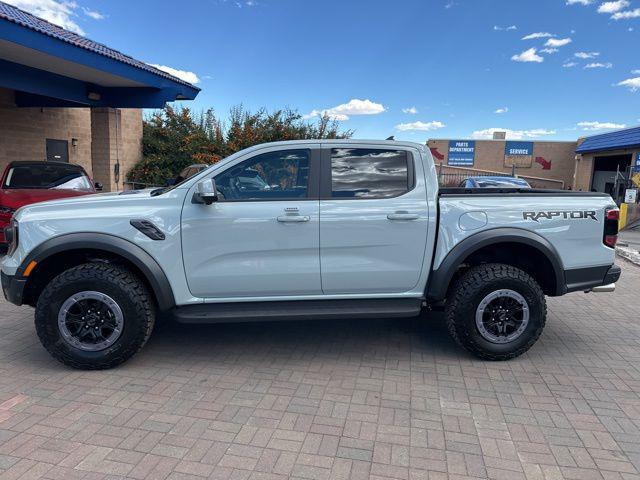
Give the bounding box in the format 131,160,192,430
564,264,621,294
1,271,25,306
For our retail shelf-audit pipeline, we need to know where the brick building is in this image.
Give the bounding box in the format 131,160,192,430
0,2,199,191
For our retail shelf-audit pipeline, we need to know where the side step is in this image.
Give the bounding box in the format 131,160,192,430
173,298,423,324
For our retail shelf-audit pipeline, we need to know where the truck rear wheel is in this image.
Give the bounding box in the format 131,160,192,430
445,263,546,360
35,263,155,369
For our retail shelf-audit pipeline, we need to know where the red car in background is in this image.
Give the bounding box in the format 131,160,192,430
0,161,100,245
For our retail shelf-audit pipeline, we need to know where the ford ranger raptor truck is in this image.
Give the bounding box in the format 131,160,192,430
1,140,621,369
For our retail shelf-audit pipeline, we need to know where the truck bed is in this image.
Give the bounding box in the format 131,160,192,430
439,187,612,197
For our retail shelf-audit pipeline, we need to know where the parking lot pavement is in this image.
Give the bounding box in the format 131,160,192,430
0,264,639,480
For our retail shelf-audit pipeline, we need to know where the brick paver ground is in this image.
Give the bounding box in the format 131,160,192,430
1,261,640,480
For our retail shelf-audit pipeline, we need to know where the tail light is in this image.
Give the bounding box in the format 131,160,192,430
603,207,619,248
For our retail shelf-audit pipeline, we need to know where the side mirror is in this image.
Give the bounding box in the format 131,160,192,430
193,179,218,205
94,181,103,191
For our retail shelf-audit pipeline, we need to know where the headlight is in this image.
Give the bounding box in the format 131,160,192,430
5,219,18,255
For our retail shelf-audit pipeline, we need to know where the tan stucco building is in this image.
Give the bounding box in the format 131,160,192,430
429,127,640,199
428,137,578,189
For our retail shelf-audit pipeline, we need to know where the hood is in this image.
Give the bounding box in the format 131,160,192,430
0,188,93,210
14,188,155,209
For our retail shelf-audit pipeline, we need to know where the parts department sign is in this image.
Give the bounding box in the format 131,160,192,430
448,140,475,166
504,141,534,168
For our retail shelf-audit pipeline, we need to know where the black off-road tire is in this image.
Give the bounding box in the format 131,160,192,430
445,263,546,361
35,263,155,369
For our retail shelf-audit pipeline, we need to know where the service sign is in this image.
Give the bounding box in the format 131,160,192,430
448,140,475,166
504,141,534,168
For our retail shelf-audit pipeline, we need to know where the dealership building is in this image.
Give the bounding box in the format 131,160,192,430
428,126,640,197
0,1,199,191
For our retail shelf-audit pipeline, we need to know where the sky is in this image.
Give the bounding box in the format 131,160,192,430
5,0,640,142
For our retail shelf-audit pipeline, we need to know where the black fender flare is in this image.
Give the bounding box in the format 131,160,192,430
18,233,176,311
426,227,565,301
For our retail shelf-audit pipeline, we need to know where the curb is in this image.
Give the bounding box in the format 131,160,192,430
616,245,640,266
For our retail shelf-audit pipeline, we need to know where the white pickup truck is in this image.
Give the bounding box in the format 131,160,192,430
1,140,620,369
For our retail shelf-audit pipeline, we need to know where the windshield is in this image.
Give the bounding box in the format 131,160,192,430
151,164,214,196
3,164,94,191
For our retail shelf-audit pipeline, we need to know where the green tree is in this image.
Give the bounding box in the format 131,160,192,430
127,105,352,186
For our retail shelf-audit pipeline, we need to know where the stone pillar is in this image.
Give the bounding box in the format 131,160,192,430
90,108,143,192
573,154,594,192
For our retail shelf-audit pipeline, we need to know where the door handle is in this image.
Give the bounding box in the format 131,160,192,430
387,211,420,221
277,215,310,223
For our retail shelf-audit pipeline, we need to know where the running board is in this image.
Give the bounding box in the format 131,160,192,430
172,298,423,324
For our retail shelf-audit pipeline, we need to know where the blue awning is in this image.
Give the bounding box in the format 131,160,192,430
0,1,200,108
576,126,640,154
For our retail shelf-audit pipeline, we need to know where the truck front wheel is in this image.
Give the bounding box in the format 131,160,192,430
445,263,546,360
35,263,155,369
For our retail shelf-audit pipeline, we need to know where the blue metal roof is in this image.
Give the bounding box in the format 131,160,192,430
576,126,640,153
0,0,200,108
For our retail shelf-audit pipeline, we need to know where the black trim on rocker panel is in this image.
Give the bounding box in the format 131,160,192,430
173,298,423,324
426,228,565,301
564,264,619,293
18,233,176,310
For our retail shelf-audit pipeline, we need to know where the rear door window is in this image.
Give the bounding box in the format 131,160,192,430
329,148,411,199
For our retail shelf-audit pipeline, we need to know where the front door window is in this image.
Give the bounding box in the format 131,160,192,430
215,149,310,201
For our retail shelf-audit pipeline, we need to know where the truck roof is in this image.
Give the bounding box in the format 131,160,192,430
233,139,428,151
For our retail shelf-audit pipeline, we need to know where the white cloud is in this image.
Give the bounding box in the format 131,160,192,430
395,121,445,132
494,25,517,31
402,106,418,114
471,127,556,140
521,32,555,40
563,61,579,68
478,129,547,140
575,51,600,58
494,107,509,114
584,62,613,68
566,0,593,4
511,48,544,63
617,77,640,91
545,37,572,47
598,0,629,13
302,110,348,121
303,99,386,121
540,48,559,54
633,69,640,74
577,121,626,130
612,8,640,18
3,0,86,35
234,0,258,7
149,64,200,84
83,8,105,20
